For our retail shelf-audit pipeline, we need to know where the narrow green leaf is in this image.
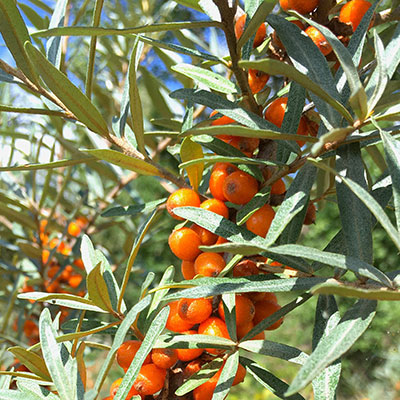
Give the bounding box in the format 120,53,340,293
180,137,204,191
154,333,234,349
163,276,328,301
294,12,367,120
101,198,166,218
39,308,73,400
18,292,107,313
240,59,353,124
24,42,109,136
383,23,400,79
114,307,169,400
0,389,45,400
309,158,400,254
312,295,341,400
366,31,388,116
16,381,59,400
172,64,237,94
32,21,222,38
118,210,159,312
266,14,342,128
89,296,151,400
128,36,146,156
7,347,50,381
239,340,308,365
286,300,376,396
46,0,68,67
212,352,238,400
187,125,317,142
85,149,159,176
380,129,400,231
0,0,38,83
335,143,373,263
87,262,113,312
278,163,317,245
311,127,355,156
312,280,400,301
175,359,224,396
237,0,276,49
267,244,393,288
0,156,95,171
236,186,270,226
220,293,237,341
241,357,306,400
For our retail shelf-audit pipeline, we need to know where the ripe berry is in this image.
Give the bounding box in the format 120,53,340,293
236,320,266,340
166,300,194,332
234,14,266,48
339,0,372,32
168,228,201,261
151,348,178,369
183,358,203,377
304,202,316,225
109,377,140,398
191,224,218,246
210,111,235,126
245,204,275,238
67,221,81,237
209,163,238,201
287,0,319,14
181,260,196,280
253,300,284,330
116,340,151,371
133,363,166,396
198,317,230,354
218,295,255,327
248,69,269,94
200,198,229,219
194,252,226,277
305,26,333,56
178,297,213,325
166,188,201,220
223,170,259,205
264,97,309,146
233,363,247,386
193,367,221,400
233,259,260,277
272,20,305,50
176,330,204,361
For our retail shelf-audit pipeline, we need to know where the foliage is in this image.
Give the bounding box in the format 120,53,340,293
0,0,400,399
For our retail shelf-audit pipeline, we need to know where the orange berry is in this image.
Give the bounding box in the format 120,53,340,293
60,265,73,281
183,358,203,377
223,170,259,205
262,292,278,304
67,221,81,237
233,363,247,386
73,258,85,270
45,279,60,293
210,111,236,126
233,259,260,277
264,97,309,146
42,249,50,264
68,274,83,289
178,298,213,325
193,367,221,400
176,330,204,362
305,26,333,56
116,340,151,371
47,265,60,279
279,0,289,10
304,202,316,225
166,188,201,220
209,163,238,201
151,348,178,369
253,300,284,330
194,252,226,277
218,295,255,327
76,216,88,227
245,204,275,238
166,301,194,332
23,320,39,338
271,178,286,195
245,291,271,303
39,219,48,233
248,69,269,94
227,136,260,156
133,363,166,396
168,228,201,261
200,198,229,219
236,320,265,340
215,236,228,245
190,224,218,246
339,0,372,31
234,14,266,48
287,0,319,14
181,260,196,280
198,317,230,354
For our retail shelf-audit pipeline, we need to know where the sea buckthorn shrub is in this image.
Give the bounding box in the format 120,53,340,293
1,0,399,399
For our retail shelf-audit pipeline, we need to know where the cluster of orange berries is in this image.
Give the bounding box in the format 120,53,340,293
234,0,373,97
